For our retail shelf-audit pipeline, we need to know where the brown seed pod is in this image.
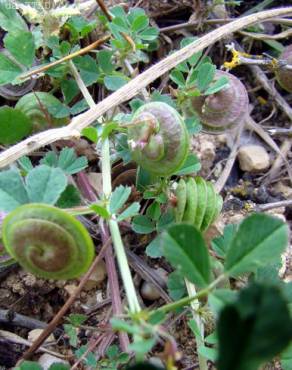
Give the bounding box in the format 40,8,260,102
275,44,292,93
189,70,249,133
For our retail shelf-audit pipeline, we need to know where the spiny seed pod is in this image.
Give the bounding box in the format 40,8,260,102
2,204,95,280
189,70,249,133
173,177,222,232
275,44,292,93
128,102,189,177
15,92,69,131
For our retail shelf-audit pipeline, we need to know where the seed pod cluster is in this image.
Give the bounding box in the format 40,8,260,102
173,177,222,232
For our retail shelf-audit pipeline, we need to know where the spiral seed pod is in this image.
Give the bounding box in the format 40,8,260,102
2,204,95,280
128,102,189,177
174,177,222,232
189,70,249,133
275,44,292,93
15,92,69,131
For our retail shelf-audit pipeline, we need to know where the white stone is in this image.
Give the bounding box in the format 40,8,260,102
238,145,270,172
38,354,69,370
140,281,161,301
28,329,54,344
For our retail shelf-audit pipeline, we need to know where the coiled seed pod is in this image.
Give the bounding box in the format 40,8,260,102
189,70,249,133
275,44,292,93
2,204,95,280
173,177,222,232
128,102,189,176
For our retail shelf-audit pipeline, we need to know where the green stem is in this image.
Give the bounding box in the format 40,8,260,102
154,275,225,315
70,62,141,314
101,137,141,314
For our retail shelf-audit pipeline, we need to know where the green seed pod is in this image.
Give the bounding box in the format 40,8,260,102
2,204,95,280
15,92,69,131
128,102,189,176
275,44,292,93
174,177,222,232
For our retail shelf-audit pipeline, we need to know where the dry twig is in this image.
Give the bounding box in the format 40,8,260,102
0,7,292,169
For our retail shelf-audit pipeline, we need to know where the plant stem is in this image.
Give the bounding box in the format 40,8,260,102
71,62,141,315
185,279,208,370
101,137,141,313
155,275,225,315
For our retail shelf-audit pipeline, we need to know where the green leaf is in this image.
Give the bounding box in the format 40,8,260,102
57,148,88,175
146,201,161,221
90,204,111,219
97,50,114,74
167,270,186,300
169,70,185,88
217,283,292,370
156,210,174,232
197,63,216,92
104,75,129,91
64,324,78,347
40,151,58,167
4,31,35,67
204,76,229,96
128,337,156,355
132,215,156,234
132,15,149,32
101,122,118,140
56,185,81,208
81,127,98,143
48,363,70,370
139,27,159,41
116,202,140,222
224,213,289,277
17,361,42,370
145,234,163,258
0,52,22,85
175,153,201,175
74,55,100,86
211,223,238,258
185,116,202,135
61,79,79,104
198,346,218,362
75,345,97,367
0,107,32,145
109,185,131,214
26,165,67,205
281,343,292,370
68,313,87,326
188,318,203,340
0,0,27,33
163,224,210,288
0,168,28,211
110,318,141,335
18,156,33,173
208,289,238,316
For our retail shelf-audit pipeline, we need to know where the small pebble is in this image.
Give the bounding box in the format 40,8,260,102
238,145,270,172
141,281,161,301
38,354,69,370
28,329,54,344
